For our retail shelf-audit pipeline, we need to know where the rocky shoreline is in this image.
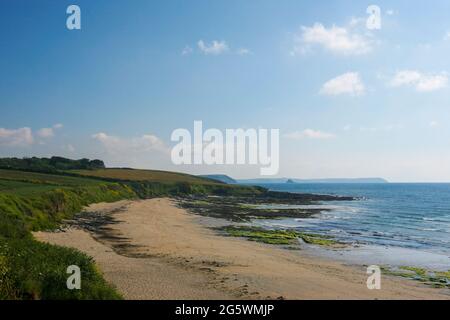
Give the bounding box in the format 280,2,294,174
177,192,354,222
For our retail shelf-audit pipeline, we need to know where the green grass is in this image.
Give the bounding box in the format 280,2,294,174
0,238,122,300
0,169,137,299
70,168,221,184
0,185,136,232
0,180,58,196
0,169,101,187
70,169,265,198
380,266,450,289
0,184,134,299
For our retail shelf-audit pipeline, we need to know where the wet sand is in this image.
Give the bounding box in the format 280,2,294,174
34,198,450,300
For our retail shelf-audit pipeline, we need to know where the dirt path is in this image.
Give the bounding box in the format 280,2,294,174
34,198,450,300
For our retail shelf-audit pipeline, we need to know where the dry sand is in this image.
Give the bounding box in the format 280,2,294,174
34,198,450,300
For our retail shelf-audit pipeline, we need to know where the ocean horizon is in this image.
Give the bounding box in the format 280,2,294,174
252,183,450,270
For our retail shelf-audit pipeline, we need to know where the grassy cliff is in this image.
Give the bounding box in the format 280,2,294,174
71,168,265,197
0,169,137,299
0,162,264,300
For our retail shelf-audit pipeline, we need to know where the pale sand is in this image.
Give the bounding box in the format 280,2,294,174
34,198,449,300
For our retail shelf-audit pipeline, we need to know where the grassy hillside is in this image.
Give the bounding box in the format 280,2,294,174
0,160,265,300
0,169,136,230
0,169,136,299
0,169,104,195
71,168,221,184
70,168,264,198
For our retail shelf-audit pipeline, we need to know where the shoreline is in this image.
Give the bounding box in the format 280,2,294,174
304,242,450,271
34,198,450,300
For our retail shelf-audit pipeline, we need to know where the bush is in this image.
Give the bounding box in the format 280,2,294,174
0,238,121,300
0,183,134,299
0,156,105,173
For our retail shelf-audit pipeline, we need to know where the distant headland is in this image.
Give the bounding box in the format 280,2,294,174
200,175,388,185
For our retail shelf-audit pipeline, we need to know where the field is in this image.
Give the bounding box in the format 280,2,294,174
70,168,221,184
0,169,105,196
70,168,264,198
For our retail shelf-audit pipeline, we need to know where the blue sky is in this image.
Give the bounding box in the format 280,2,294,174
1,0,450,181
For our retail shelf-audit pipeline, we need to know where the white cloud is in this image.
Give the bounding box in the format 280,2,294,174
36,123,63,139
320,72,365,96
386,9,395,16
293,22,373,56
92,132,168,154
236,48,251,55
284,129,336,140
389,70,421,86
0,127,33,146
185,41,249,56
197,40,229,55
0,123,62,146
389,70,448,92
62,144,76,153
416,75,448,92
444,32,450,41
37,127,54,138
348,17,365,28
181,46,193,55
92,132,170,169
359,124,404,132
430,121,439,128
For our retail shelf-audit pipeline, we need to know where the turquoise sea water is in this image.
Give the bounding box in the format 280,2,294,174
254,183,450,257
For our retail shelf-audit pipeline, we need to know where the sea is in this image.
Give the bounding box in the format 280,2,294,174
251,183,450,270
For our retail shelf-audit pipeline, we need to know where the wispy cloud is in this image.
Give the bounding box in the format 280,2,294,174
389,70,448,92
444,31,450,41
320,72,365,96
0,123,63,147
386,9,395,16
37,127,54,138
92,132,170,168
183,40,249,56
63,144,76,153
0,127,34,146
36,123,64,139
359,124,404,132
197,40,229,55
236,48,251,55
292,22,373,56
181,46,193,56
284,129,336,140
92,132,168,155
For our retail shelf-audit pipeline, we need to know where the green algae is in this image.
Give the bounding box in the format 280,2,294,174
217,226,341,247
381,265,450,289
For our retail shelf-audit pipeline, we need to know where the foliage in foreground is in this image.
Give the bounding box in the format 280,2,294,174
0,182,134,300
0,238,122,300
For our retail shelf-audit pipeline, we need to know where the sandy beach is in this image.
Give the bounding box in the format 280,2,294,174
34,198,449,300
